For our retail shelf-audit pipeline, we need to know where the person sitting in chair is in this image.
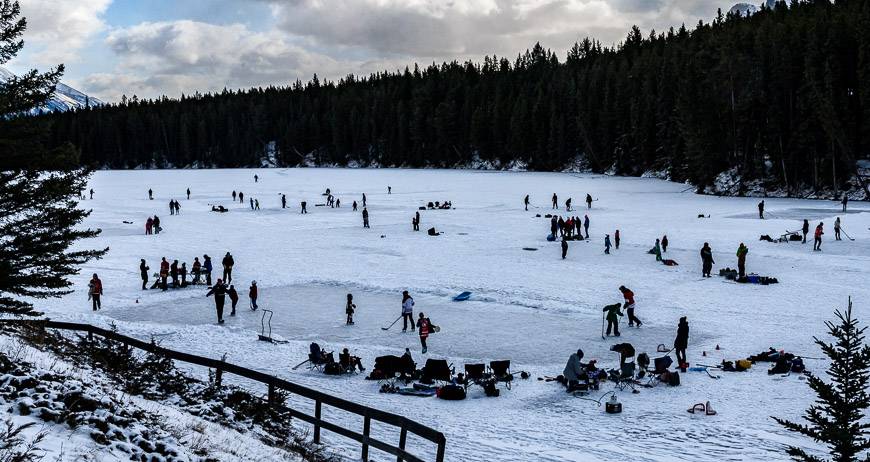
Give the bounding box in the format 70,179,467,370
309,343,333,365
339,348,365,372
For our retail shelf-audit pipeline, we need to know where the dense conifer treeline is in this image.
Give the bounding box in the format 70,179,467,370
25,0,870,194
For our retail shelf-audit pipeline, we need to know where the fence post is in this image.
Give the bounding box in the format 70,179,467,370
396,424,407,462
313,400,322,444
361,412,371,461
436,437,446,462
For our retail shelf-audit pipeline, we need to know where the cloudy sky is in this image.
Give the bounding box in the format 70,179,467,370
7,0,736,102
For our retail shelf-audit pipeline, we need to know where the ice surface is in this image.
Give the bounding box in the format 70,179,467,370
33,168,870,461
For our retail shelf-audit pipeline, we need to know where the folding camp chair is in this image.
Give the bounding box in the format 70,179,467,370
307,344,334,373
463,363,488,391
421,359,453,385
642,355,673,388
489,360,513,390
610,362,638,392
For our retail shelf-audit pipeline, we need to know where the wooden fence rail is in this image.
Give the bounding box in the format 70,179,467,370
0,319,446,462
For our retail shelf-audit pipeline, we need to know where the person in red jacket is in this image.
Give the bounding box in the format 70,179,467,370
145,217,153,235
813,222,824,251
417,313,433,354
88,274,103,311
620,285,642,327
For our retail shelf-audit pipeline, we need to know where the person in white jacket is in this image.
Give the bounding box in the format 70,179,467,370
401,290,415,332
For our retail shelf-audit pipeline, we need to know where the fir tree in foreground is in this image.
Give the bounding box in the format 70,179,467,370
0,0,107,315
774,297,870,462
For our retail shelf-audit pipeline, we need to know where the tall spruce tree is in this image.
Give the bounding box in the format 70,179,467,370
774,297,870,462
0,0,107,315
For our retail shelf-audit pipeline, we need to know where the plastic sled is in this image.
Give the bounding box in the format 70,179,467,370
453,291,472,302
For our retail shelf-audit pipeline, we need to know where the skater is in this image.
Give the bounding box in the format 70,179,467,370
88,274,102,311
352,201,358,211
255,199,259,210
834,217,841,241
814,222,824,251
736,243,748,278
604,234,611,254
339,348,365,372
206,279,228,324
169,200,175,215
249,281,258,310
586,194,593,209
170,260,179,288
524,194,530,211
802,219,810,243
583,215,590,239
653,239,662,262
192,257,202,284
153,215,161,234
550,216,558,238
413,211,420,231
301,201,308,214
145,216,153,235
565,198,572,212
558,217,565,237
173,200,180,215
842,194,848,213
758,200,765,219
661,235,669,253
620,286,641,327
700,242,714,277
222,252,234,283
186,188,190,199
250,198,254,210
674,317,689,371
232,191,237,201
239,192,244,203
417,313,433,354
89,188,94,199
281,194,287,209
228,285,239,315
552,193,558,210
346,293,356,325
180,262,187,287
602,303,623,337
335,198,340,208
561,238,569,259
401,291,415,332
362,193,367,207
140,259,149,290
159,257,170,291
203,254,213,285
254,174,259,183
362,208,370,228
388,186,392,194
614,229,620,249
148,188,153,200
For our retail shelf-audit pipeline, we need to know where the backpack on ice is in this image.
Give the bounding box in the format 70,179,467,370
437,384,466,401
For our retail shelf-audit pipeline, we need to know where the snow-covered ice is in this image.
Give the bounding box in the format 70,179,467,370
32,168,870,461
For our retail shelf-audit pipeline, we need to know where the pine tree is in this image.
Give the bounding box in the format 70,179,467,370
774,297,870,462
0,0,107,315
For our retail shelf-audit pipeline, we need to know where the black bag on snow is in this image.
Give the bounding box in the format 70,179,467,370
791,357,805,374
437,384,466,400
666,370,681,386
323,362,342,375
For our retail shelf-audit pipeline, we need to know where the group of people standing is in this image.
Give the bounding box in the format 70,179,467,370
140,254,214,291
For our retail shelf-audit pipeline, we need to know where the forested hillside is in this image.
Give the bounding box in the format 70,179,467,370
26,0,870,196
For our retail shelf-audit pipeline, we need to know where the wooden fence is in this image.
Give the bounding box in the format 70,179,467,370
0,319,446,462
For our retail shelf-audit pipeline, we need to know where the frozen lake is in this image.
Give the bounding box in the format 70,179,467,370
40,168,870,461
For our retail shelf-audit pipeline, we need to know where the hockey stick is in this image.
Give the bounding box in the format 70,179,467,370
381,315,402,331
291,359,310,370
600,310,606,340
840,226,855,241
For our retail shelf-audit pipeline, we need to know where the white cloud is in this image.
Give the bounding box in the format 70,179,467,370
89,20,353,100
17,0,111,64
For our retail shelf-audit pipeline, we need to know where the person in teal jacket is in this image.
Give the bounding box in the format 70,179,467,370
603,303,623,337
